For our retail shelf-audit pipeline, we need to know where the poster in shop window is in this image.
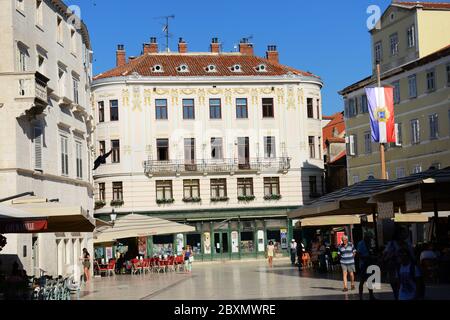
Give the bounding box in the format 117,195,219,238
138,237,147,256
280,229,288,249
231,231,239,253
105,247,113,261
257,230,265,252
176,234,184,255
203,232,211,254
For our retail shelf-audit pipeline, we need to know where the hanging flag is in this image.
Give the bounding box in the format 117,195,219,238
93,150,113,170
365,87,396,143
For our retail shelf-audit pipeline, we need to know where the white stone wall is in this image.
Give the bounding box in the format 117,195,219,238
0,0,94,277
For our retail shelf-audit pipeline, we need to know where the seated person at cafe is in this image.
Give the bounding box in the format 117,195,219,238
115,254,125,274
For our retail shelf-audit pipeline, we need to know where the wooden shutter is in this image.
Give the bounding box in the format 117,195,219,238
34,127,43,170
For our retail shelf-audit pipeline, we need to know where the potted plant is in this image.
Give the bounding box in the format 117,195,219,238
264,194,282,201
183,197,202,203
238,195,256,202
95,200,106,209
211,196,229,202
156,198,175,204
110,199,124,207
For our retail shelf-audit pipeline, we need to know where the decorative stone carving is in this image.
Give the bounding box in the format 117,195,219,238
276,88,284,105
287,86,295,110
122,89,129,107
198,88,206,106
132,86,142,112
155,88,168,96
251,88,259,105
208,88,222,95
144,89,152,106
171,89,179,106
181,88,196,95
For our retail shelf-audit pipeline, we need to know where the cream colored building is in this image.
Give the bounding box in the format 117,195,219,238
340,2,450,185
0,0,94,276
92,38,323,260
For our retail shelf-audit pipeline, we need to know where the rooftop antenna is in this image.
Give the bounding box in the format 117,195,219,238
154,15,175,52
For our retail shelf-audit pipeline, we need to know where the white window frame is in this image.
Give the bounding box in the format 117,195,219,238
364,132,372,154
17,46,27,72
408,74,417,98
374,41,382,63
393,81,400,104
395,123,402,147
75,140,83,179
426,69,436,92
390,33,399,56
60,135,69,176
429,113,439,140
34,126,43,171
264,136,276,159
348,135,357,156
72,77,79,104
411,119,420,145
407,24,415,48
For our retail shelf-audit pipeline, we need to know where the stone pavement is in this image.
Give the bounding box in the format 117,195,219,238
77,258,450,300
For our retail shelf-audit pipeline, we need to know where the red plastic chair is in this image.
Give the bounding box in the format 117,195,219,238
107,259,116,276
95,260,109,276
142,259,151,274
131,259,142,275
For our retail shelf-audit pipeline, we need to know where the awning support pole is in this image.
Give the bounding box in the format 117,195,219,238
0,192,35,203
372,212,380,253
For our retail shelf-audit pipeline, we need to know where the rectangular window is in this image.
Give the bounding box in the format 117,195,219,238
348,98,356,117
237,178,253,197
211,137,223,160
364,132,372,154
16,0,25,11
411,119,420,145
76,141,83,179
210,179,227,198
264,177,280,196
395,123,403,146
318,137,322,159
308,136,315,159
316,99,321,119
37,54,45,75
58,67,65,96
237,137,250,169
183,99,195,119
429,113,439,140
111,140,120,163
110,100,119,121
426,69,436,92
60,135,69,176
309,176,317,197
157,139,169,161
112,182,123,201
155,99,168,120
184,138,196,165
18,47,27,72
262,98,274,118
183,180,200,199
375,41,382,63
352,175,360,184
98,101,104,122
264,136,276,158
431,162,441,170
408,75,417,98
236,98,248,119
307,98,314,118
407,25,415,48
361,95,368,113
98,183,105,201
396,167,406,179
348,134,357,156
70,29,76,54
99,141,105,156
209,98,221,119
446,64,450,86
390,33,399,56
57,17,64,44
393,81,400,104
72,77,79,104
34,126,43,171
36,0,43,26
156,181,173,200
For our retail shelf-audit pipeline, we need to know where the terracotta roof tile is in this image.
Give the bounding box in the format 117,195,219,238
394,1,450,10
94,53,320,80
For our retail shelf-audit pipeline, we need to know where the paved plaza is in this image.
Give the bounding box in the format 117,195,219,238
77,258,450,300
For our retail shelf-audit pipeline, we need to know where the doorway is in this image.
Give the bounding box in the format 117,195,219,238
214,232,229,259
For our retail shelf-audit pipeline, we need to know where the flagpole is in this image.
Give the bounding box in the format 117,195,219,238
377,63,387,180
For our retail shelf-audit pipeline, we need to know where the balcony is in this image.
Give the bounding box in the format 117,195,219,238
15,71,49,117
143,157,291,176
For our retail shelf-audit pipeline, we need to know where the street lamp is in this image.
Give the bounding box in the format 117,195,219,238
110,209,117,226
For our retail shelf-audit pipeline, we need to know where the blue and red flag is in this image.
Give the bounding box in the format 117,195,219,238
365,87,396,143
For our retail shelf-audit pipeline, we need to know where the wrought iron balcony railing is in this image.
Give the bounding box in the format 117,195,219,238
143,157,291,175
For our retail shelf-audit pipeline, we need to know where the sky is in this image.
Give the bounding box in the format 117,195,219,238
68,0,395,115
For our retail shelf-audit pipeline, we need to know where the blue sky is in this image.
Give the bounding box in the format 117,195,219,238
69,0,394,115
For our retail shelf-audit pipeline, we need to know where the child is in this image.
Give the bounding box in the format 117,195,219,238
397,249,425,300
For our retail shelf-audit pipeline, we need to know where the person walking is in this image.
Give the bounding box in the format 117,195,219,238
81,248,91,283
357,233,376,300
187,245,194,273
397,249,425,300
267,241,275,268
290,239,298,266
338,235,356,292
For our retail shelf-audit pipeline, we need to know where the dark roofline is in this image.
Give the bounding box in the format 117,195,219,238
339,44,450,96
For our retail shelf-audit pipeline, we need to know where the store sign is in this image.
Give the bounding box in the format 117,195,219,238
203,232,211,254
0,219,48,233
257,230,265,252
231,231,239,253
405,189,422,212
377,201,394,220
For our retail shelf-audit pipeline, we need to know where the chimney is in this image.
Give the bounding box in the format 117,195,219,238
144,37,158,54
266,45,279,64
210,37,220,53
178,38,187,53
116,44,126,67
239,38,254,56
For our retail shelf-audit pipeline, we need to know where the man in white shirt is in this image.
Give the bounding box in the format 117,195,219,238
290,240,297,265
